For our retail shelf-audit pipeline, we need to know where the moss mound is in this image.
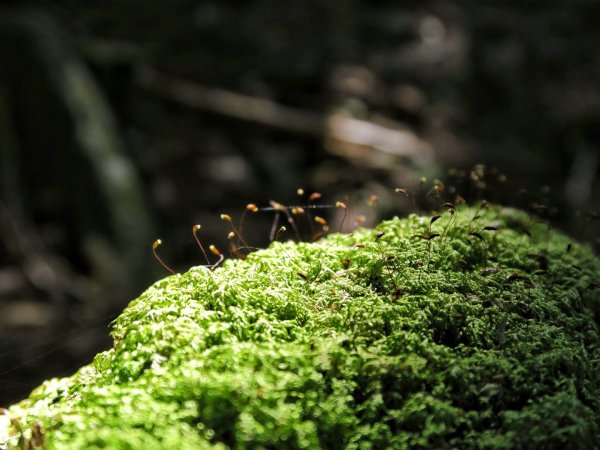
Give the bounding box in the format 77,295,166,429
2,205,600,449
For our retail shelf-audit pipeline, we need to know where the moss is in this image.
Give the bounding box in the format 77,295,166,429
2,204,600,449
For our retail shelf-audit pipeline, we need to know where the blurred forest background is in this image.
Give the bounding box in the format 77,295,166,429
0,1,598,406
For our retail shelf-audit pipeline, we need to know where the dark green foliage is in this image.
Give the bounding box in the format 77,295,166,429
3,205,600,449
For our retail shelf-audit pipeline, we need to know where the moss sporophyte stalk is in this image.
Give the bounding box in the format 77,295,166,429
2,205,600,449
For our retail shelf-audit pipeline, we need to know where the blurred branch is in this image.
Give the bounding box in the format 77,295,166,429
137,67,323,135
136,68,433,166
0,10,154,294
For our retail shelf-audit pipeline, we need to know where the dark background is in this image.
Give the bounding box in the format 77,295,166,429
0,1,598,406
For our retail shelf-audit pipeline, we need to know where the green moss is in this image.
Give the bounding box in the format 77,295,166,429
2,205,600,449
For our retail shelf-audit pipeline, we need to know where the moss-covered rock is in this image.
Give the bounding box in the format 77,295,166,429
2,205,600,449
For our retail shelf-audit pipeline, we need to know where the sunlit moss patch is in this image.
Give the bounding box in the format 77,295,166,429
2,205,600,449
